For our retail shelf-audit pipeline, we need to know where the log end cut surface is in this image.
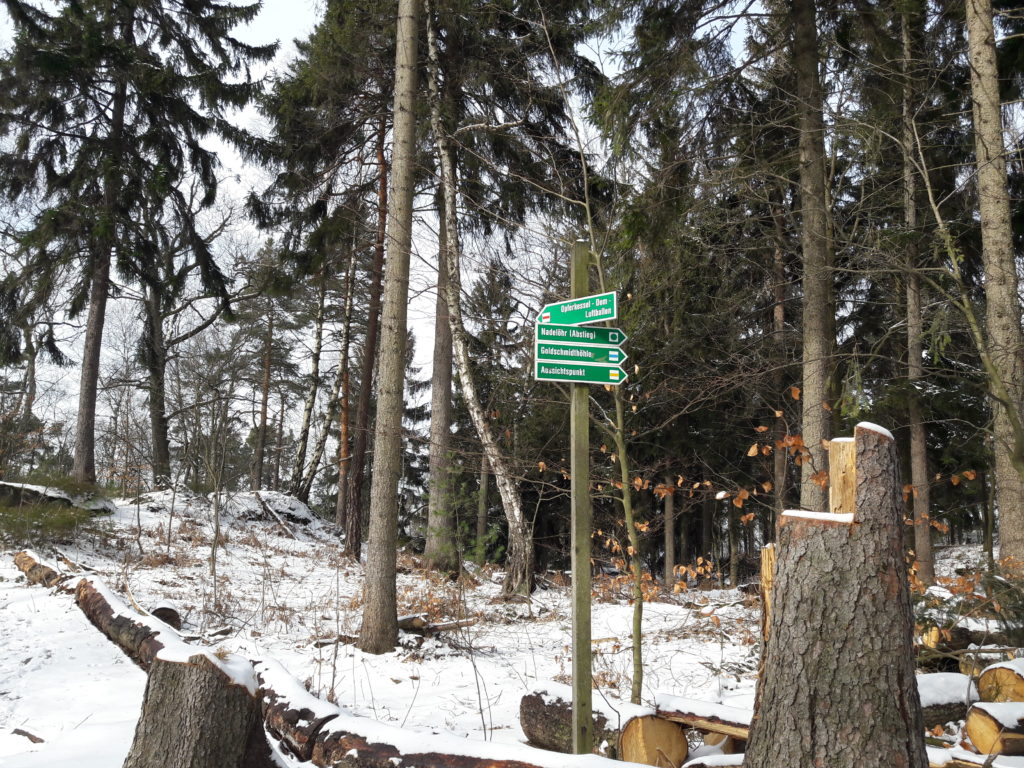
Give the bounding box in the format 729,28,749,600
619,715,687,767
966,703,1024,755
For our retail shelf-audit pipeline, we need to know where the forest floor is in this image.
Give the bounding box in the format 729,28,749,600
0,489,990,766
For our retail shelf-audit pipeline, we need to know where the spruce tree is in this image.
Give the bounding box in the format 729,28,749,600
0,0,276,482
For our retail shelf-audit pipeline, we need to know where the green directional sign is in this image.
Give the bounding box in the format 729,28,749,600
538,291,616,326
534,361,629,386
535,323,628,346
535,341,628,366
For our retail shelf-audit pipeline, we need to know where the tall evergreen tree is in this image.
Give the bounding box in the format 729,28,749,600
0,0,275,482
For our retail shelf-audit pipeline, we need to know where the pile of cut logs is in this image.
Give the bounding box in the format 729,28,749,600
965,657,1024,755
520,672,985,768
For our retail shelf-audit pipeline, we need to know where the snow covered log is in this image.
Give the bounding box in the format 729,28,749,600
655,694,751,741
518,682,652,757
75,577,166,669
918,673,978,728
979,658,1024,702
14,549,63,587
965,702,1024,754
744,424,929,768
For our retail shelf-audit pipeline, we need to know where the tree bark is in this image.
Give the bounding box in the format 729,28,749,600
358,0,419,655
73,13,132,485
251,311,274,492
123,654,274,768
743,424,928,768
792,0,832,513
345,119,390,550
475,454,488,565
966,0,1024,562
143,287,172,486
663,478,675,585
289,277,326,495
901,4,935,586
424,190,457,573
426,4,532,595
336,241,358,529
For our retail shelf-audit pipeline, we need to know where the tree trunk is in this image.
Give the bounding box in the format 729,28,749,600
728,502,740,587
771,210,788,532
663,478,675,585
123,654,273,768
476,454,489,565
288,277,326,494
902,4,934,586
251,311,274,492
426,4,532,596
358,0,419,655
73,15,131,485
966,0,1024,562
336,241,358,529
424,190,457,573
345,119,390,548
792,0,832,513
144,287,172,487
701,497,714,560
743,424,928,768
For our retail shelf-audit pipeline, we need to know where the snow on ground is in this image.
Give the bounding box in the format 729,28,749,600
0,560,146,767
0,492,991,765
0,490,761,764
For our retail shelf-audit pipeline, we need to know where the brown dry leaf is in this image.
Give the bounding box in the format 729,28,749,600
774,409,783,418
600,444,607,453
538,461,546,472
822,400,832,411
951,474,961,486
604,384,613,392
631,404,638,413
789,385,801,400
902,484,913,503
677,475,685,486
710,615,721,628
747,443,759,457
633,476,643,491
762,481,774,493
627,545,635,556
761,444,773,456
810,470,829,489
755,425,769,433
610,453,618,463
963,469,977,481
613,480,623,489
732,495,745,508
737,488,750,500
740,512,756,526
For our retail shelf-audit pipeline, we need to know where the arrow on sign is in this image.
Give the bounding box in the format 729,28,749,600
537,292,616,326
535,323,628,346
534,361,629,386
535,341,629,366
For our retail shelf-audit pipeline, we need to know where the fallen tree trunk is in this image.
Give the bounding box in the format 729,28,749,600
655,694,751,741
14,549,63,587
14,552,651,768
965,702,1024,754
519,682,650,757
918,673,978,729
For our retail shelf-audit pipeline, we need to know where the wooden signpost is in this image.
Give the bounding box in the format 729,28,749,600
533,241,630,755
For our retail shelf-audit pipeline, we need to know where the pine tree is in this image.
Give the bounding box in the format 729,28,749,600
0,0,275,482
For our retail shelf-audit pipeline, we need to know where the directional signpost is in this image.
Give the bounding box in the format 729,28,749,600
534,242,633,755
537,291,616,326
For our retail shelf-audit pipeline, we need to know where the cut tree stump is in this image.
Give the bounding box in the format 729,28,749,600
123,653,273,768
979,658,1024,702
743,424,929,768
965,702,1024,754
618,715,688,767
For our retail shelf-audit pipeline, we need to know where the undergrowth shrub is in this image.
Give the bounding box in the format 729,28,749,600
0,500,95,548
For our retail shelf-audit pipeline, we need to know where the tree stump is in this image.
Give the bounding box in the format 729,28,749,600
618,715,688,767
743,423,929,768
123,653,273,768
